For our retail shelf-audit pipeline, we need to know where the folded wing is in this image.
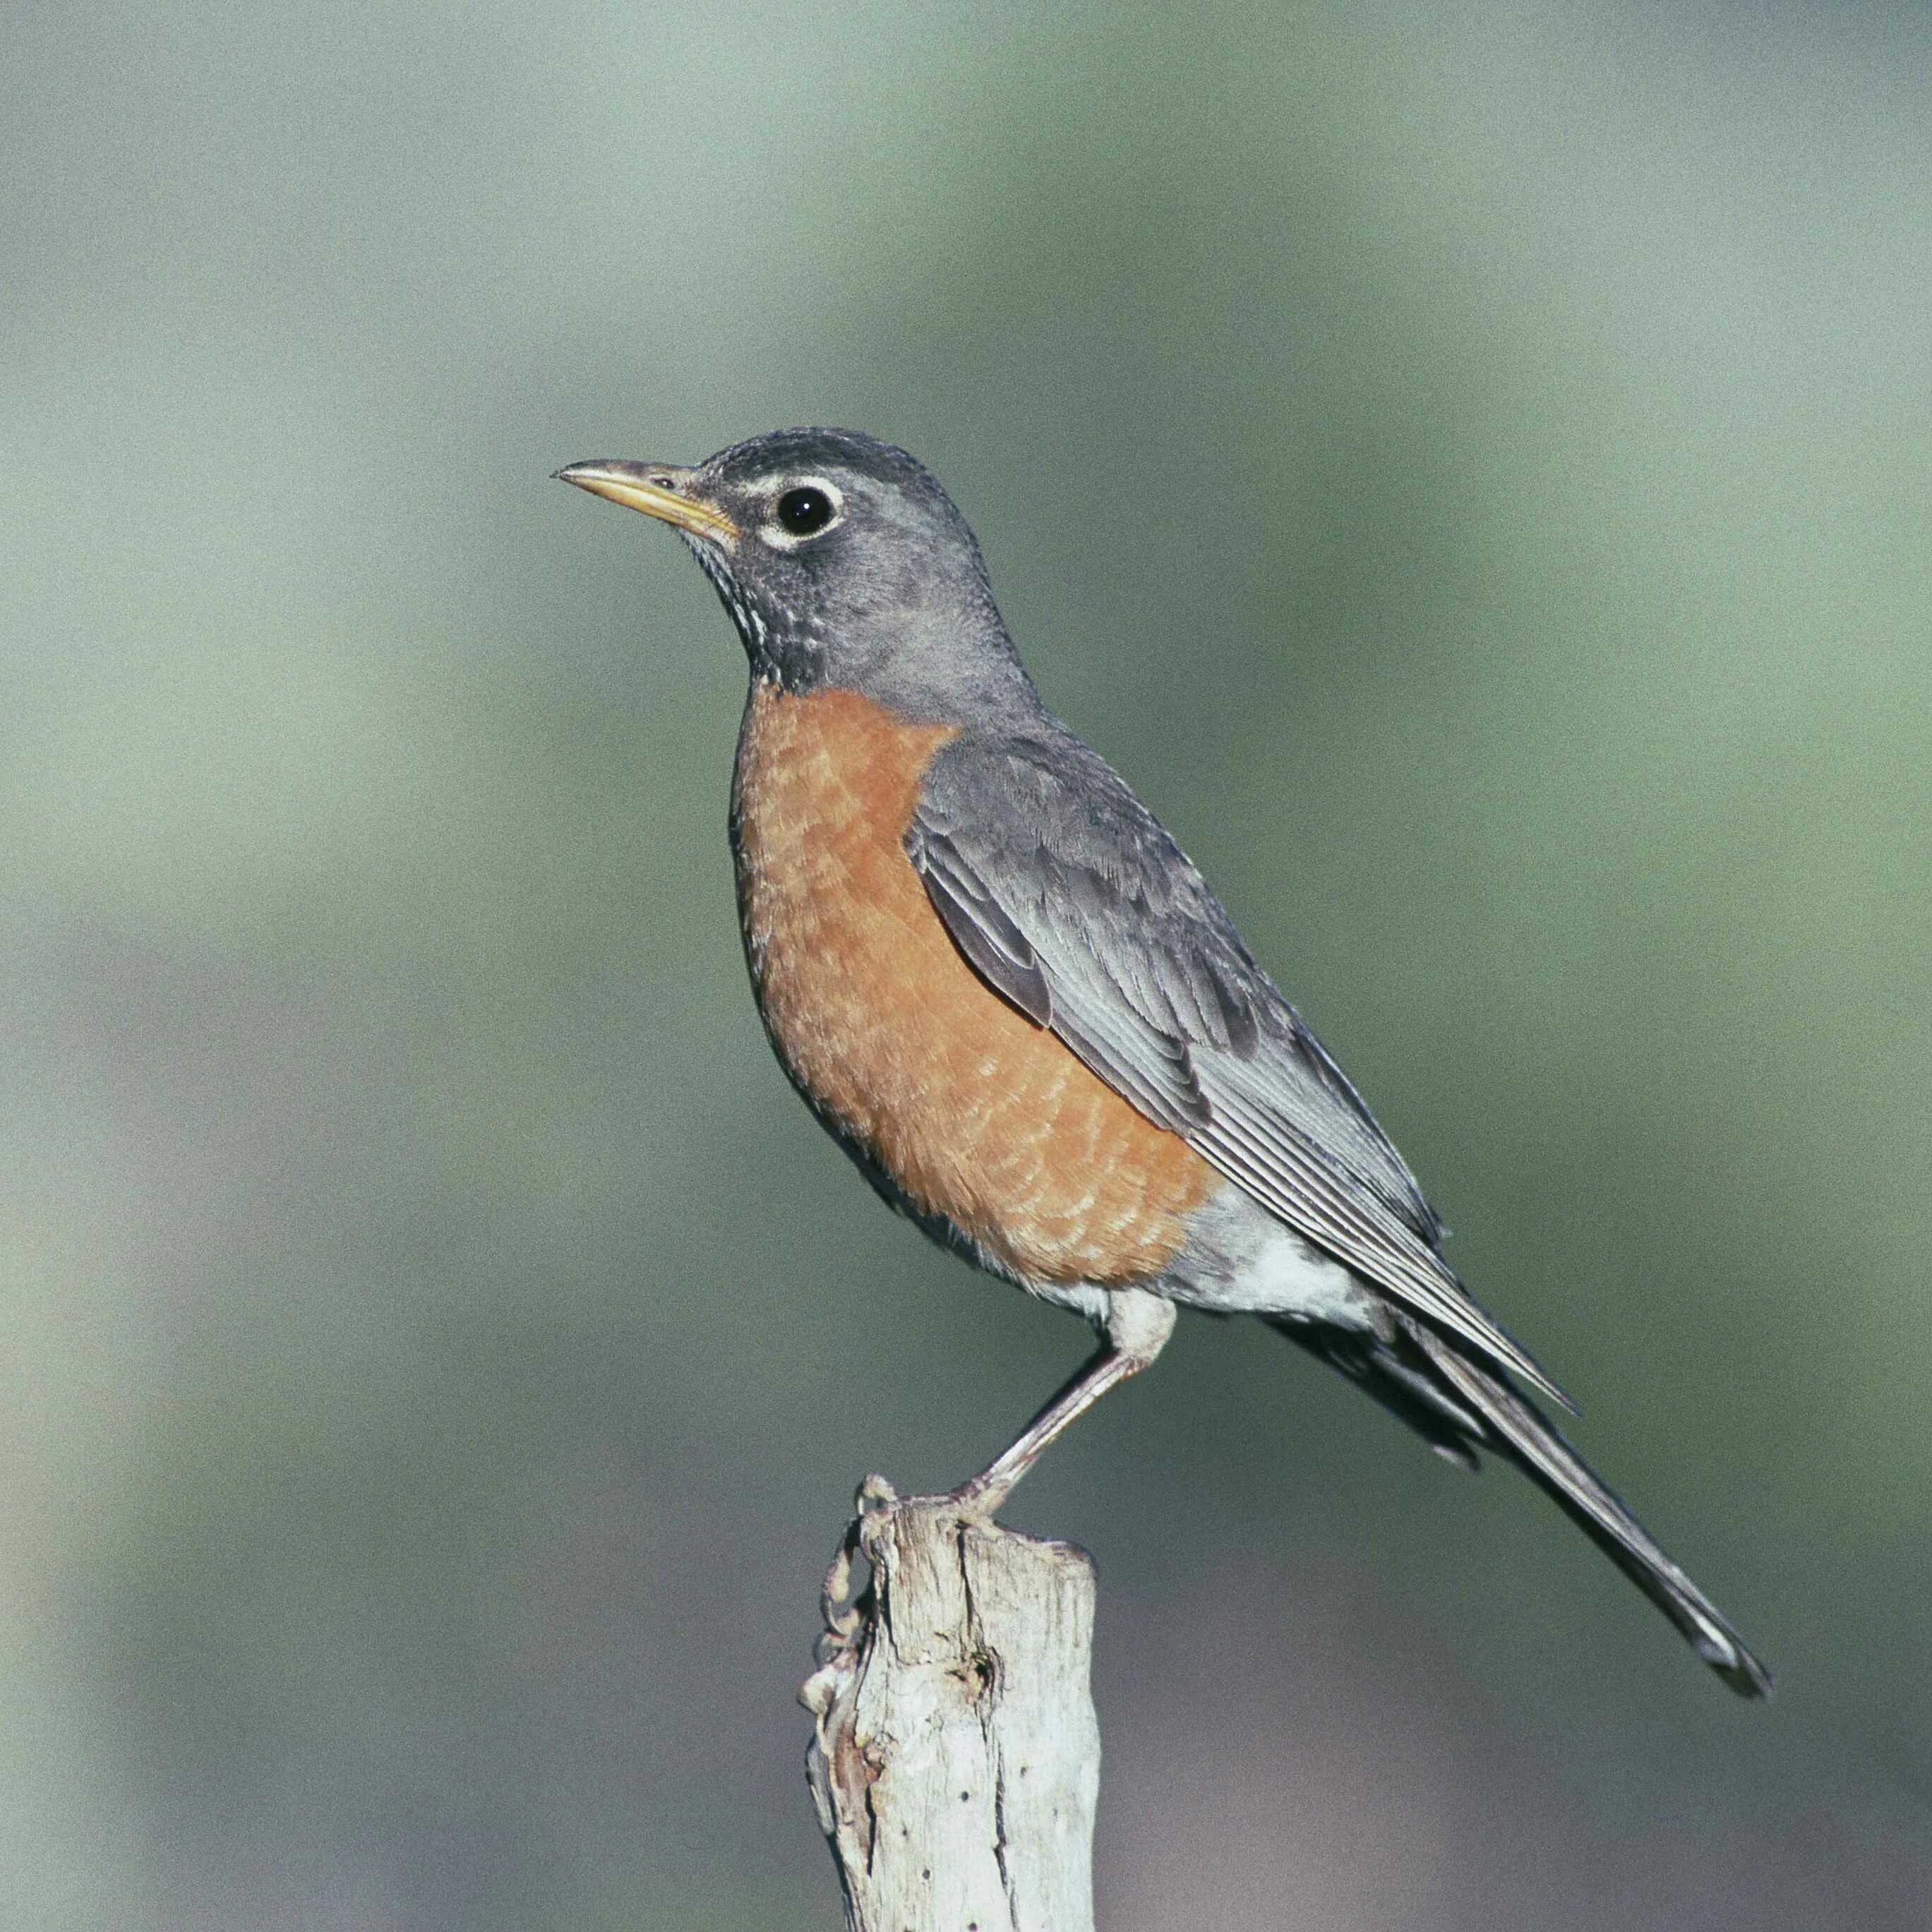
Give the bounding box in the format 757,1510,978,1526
908,728,1572,1409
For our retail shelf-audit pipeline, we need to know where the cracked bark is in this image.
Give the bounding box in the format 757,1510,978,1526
802,1478,1100,1932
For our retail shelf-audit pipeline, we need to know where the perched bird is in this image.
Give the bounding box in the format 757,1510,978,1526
557,428,1770,1698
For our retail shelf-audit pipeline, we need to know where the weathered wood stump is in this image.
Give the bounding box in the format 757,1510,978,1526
801,1477,1100,1932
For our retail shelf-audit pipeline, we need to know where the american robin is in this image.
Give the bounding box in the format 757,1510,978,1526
557,428,1770,1698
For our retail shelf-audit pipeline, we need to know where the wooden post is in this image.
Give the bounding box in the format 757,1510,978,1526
801,1477,1100,1932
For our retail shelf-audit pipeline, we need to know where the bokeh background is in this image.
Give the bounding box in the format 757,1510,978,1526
5,2,1929,1926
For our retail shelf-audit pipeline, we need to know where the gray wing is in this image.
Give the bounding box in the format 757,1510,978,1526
908,728,1572,1409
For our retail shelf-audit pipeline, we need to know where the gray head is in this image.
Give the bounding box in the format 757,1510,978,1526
556,428,1040,724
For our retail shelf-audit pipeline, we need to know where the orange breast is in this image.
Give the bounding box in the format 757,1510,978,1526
731,683,1218,1288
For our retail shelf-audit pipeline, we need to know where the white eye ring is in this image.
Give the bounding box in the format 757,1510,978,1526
762,477,844,548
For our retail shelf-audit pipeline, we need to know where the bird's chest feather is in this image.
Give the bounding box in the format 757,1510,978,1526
729,681,1216,1286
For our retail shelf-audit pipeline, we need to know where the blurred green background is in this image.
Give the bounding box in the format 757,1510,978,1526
4,2,1928,1926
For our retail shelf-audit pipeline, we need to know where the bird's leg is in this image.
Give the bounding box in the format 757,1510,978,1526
947,1288,1177,1519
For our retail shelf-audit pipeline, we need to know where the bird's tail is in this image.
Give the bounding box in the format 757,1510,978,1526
1400,1318,1772,1698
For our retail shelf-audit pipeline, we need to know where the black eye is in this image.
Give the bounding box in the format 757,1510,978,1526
776,486,835,536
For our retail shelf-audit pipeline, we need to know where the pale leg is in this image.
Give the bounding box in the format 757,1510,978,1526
949,1288,1177,1517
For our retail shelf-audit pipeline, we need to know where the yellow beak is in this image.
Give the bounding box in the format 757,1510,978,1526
553,460,740,546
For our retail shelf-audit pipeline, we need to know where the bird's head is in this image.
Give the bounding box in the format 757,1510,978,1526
556,427,1035,722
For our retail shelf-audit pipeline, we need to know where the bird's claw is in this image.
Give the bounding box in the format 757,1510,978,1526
810,1468,1009,1681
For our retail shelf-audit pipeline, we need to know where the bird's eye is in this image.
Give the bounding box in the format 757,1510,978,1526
775,486,835,536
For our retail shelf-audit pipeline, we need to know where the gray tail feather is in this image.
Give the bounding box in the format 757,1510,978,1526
1405,1319,1772,1698
1268,1313,1772,1698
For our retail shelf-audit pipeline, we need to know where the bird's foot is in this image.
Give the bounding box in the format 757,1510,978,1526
808,1468,1013,1682
934,1469,1013,1525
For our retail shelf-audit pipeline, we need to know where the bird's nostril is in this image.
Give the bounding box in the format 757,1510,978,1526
649,474,676,489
